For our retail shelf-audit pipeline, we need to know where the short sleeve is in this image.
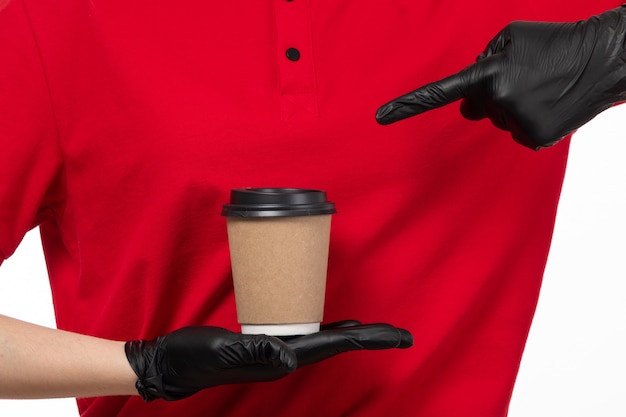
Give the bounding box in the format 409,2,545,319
0,0,65,262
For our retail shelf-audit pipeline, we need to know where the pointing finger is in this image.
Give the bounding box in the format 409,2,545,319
375,58,499,125
375,70,470,125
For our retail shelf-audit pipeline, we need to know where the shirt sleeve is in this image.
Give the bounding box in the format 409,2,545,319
0,0,65,262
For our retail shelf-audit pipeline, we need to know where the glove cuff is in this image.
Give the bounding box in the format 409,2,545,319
124,339,167,402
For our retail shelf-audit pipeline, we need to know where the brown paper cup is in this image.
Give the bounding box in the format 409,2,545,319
222,188,336,336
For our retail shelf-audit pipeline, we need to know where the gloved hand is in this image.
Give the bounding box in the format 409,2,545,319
125,323,413,401
376,6,626,150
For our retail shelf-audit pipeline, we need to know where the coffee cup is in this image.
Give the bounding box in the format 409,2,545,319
221,188,336,336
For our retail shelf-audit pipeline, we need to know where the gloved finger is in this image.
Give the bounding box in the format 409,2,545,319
277,321,363,344
375,58,499,125
282,323,413,367
320,320,362,330
462,97,511,131
376,71,470,125
483,99,512,132
459,93,487,121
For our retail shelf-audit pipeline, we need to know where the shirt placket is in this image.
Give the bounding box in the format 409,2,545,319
273,0,319,120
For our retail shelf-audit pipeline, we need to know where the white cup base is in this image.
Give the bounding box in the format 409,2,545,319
241,322,320,336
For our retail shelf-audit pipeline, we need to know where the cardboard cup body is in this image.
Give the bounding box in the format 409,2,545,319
226,215,331,335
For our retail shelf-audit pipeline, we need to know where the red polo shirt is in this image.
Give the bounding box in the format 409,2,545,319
0,1,620,416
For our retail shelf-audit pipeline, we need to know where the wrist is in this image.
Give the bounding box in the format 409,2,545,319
0,315,138,399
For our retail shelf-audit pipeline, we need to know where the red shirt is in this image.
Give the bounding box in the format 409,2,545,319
0,1,620,416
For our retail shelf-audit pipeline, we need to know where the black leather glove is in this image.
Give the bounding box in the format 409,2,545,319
376,6,626,150
125,323,413,401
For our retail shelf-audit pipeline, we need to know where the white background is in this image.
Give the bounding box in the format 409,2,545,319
0,106,624,416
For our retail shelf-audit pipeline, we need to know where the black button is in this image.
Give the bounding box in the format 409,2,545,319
286,48,300,61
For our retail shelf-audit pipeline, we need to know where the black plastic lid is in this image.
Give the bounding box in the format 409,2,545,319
221,188,336,218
